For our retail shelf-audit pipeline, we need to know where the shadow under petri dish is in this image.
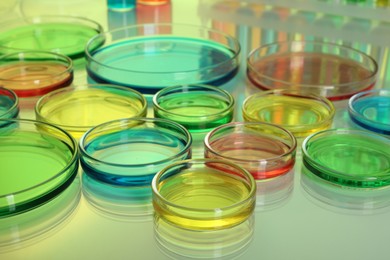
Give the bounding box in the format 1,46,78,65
81,172,153,221
154,213,254,260
0,175,81,252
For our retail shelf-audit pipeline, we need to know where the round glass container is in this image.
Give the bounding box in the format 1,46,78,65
0,119,79,217
153,84,234,132
242,89,335,137
152,159,256,230
85,23,240,94
0,87,18,120
35,84,147,140
247,41,378,100
348,89,390,135
204,122,297,180
79,117,192,186
0,51,73,97
0,16,103,59
302,129,390,188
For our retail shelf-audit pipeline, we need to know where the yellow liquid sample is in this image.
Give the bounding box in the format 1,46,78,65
154,168,255,230
36,88,146,139
243,95,334,137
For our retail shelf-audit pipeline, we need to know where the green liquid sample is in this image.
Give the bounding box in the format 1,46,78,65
0,131,74,195
304,132,390,187
155,92,233,131
0,23,100,59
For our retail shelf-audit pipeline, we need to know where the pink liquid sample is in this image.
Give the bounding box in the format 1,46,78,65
205,133,295,179
0,62,73,97
248,52,375,100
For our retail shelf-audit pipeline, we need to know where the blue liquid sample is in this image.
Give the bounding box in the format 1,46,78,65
81,129,190,186
107,0,135,11
350,96,390,135
87,36,238,94
0,95,18,119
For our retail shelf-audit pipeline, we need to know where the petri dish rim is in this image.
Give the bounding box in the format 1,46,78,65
152,84,235,119
0,15,103,56
247,40,378,91
0,118,79,197
85,23,241,75
35,84,148,132
151,158,256,213
242,89,336,131
0,87,19,118
302,128,390,183
348,89,390,132
79,117,192,168
204,121,297,164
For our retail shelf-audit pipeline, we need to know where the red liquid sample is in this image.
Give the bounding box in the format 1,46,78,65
205,133,295,179
248,52,375,101
0,62,73,97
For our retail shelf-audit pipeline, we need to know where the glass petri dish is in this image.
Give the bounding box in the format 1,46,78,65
153,84,234,132
204,122,297,180
247,41,378,101
302,129,390,188
35,84,147,140
152,159,256,230
0,16,103,59
0,51,73,97
0,119,79,217
85,23,240,94
79,117,192,186
0,87,18,120
348,89,390,135
242,89,335,138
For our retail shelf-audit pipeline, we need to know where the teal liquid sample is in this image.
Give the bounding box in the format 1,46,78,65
0,23,101,59
87,36,238,94
107,0,135,11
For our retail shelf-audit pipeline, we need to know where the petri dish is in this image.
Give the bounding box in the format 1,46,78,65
242,89,335,137
0,119,79,217
153,84,234,132
79,117,192,186
348,89,390,135
85,23,240,94
302,129,390,188
152,159,256,230
0,51,73,97
0,16,103,59
35,84,147,140
154,213,254,259
0,87,18,120
204,122,297,180
247,41,378,101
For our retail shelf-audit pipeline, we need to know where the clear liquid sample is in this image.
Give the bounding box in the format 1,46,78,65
0,62,72,97
0,23,101,59
248,52,375,100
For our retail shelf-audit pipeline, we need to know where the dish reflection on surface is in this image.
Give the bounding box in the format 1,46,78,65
256,169,294,212
301,165,390,215
154,213,254,260
0,175,81,252
81,172,153,221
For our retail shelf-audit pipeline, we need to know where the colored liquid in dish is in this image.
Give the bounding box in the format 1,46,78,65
0,62,72,97
87,36,238,93
0,93,18,119
243,94,334,137
154,167,253,229
0,23,101,59
205,133,294,179
248,52,375,100
155,92,233,131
